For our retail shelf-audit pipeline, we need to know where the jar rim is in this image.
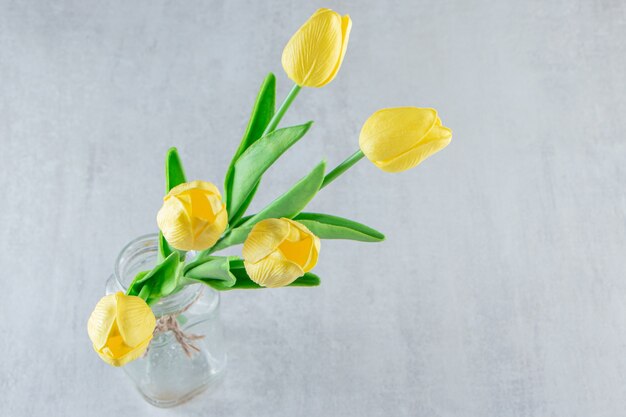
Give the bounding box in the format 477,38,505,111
114,233,159,290
113,233,210,316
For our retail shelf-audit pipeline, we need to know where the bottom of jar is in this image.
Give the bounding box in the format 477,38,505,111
136,370,226,408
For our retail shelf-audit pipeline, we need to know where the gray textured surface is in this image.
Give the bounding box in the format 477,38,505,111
1,0,626,416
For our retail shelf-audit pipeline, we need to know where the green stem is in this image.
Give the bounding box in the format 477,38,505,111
262,84,301,137
321,150,365,189
197,241,220,260
202,235,227,257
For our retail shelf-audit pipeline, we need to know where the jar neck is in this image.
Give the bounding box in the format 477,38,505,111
114,233,203,316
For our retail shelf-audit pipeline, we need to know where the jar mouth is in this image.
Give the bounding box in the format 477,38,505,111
114,233,209,316
114,233,159,291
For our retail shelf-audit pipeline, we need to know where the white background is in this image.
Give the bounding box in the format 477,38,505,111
1,0,625,416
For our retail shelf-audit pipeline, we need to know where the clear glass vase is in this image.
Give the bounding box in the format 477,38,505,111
104,234,227,407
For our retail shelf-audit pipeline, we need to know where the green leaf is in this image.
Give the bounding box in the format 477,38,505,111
183,256,237,290
287,272,321,287
229,183,260,227
230,73,276,163
166,147,187,192
224,260,320,290
159,147,187,261
293,213,385,242
127,251,181,303
237,214,254,225
228,122,313,223
130,271,150,294
157,232,172,262
241,161,326,227
158,231,186,263
137,281,153,302
224,73,276,210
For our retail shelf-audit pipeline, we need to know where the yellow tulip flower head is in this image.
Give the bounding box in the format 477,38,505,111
156,180,228,251
282,8,352,88
87,292,156,367
359,107,452,173
242,218,320,288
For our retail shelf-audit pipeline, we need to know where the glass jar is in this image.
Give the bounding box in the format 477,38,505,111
104,234,227,407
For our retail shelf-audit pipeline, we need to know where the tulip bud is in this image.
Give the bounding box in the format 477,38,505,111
87,292,156,367
282,8,352,88
242,218,320,288
156,180,228,251
359,107,452,173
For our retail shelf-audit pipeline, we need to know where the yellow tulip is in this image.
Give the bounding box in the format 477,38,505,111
242,218,320,288
282,8,352,88
359,107,452,173
156,180,228,251
87,292,156,367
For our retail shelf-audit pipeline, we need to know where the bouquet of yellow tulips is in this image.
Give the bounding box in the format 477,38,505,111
88,8,452,367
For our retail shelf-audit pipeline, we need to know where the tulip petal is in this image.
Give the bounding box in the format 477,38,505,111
87,294,117,351
157,196,194,250
99,320,129,357
244,252,305,288
282,9,344,87
281,219,320,271
242,218,290,263
96,334,152,367
321,14,352,86
166,180,222,199
359,107,438,162
303,234,321,272
375,124,452,173
193,209,228,250
206,194,226,220
189,200,227,250
187,190,218,222
311,7,331,17
115,292,156,347
278,236,312,267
